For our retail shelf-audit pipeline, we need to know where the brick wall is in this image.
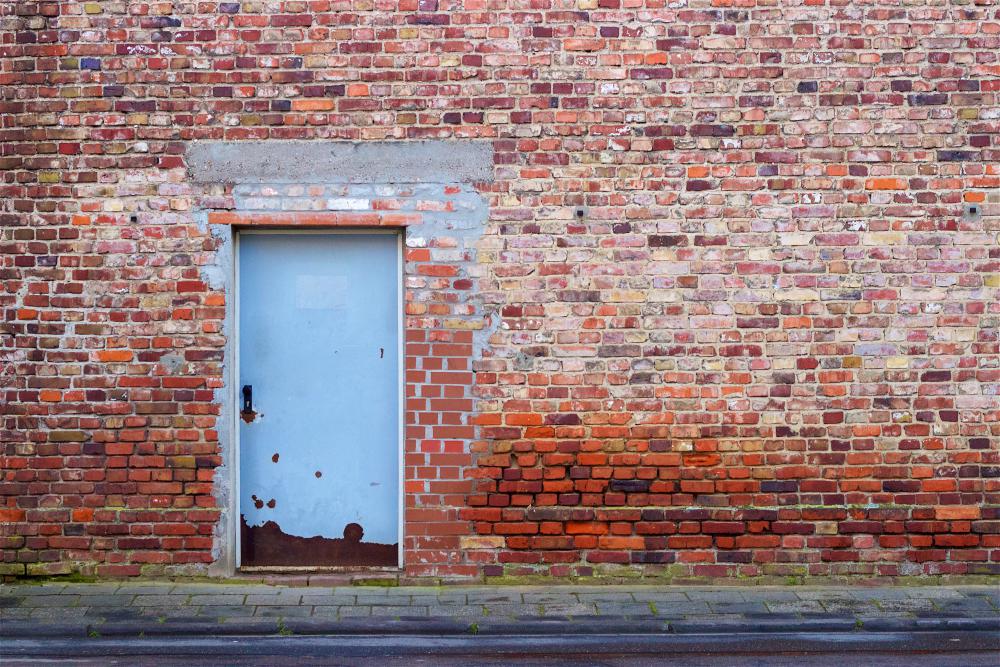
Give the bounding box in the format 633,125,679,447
2,1,999,580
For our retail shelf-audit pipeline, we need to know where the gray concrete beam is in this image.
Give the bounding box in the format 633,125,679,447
186,141,494,184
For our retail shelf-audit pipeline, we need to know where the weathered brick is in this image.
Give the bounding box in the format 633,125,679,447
3,2,996,585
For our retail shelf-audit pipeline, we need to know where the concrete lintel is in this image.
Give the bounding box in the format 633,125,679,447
187,141,494,184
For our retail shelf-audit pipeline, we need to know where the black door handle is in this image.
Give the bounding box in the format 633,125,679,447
242,384,252,412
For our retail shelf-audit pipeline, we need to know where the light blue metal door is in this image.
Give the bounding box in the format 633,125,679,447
238,232,399,567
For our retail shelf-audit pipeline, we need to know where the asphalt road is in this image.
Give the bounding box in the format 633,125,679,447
3,632,997,666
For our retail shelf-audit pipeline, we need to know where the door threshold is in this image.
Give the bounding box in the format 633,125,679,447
239,566,402,574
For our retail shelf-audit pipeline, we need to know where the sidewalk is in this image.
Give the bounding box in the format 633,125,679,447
1,582,997,639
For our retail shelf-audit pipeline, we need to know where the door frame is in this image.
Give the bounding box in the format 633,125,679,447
230,228,405,571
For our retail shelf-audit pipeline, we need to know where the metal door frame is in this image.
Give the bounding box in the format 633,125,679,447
230,228,405,571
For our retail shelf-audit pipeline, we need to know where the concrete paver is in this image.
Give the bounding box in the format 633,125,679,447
0,582,994,640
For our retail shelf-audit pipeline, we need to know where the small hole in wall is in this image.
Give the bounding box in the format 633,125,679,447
964,203,981,217
575,208,586,219
130,214,138,223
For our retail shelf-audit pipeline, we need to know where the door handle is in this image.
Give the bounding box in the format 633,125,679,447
241,384,257,423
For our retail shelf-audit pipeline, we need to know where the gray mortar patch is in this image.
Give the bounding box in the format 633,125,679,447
187,141,494,184
195,175,494,576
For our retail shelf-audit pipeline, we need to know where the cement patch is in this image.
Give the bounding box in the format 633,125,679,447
187,141,494,184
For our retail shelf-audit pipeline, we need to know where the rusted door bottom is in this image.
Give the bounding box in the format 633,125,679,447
240,516,398,568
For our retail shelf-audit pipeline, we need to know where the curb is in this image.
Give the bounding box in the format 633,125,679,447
3,614,997,639
4,631,1000,660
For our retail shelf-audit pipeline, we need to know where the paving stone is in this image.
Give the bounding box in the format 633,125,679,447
336,605,373,617
740,590,800,602
646,601,711,615
189,594,247,606
293,595,357,606
132,595,187,607
795,590,855,600
577,592,637,603
19,595,81,608
412,594,467,605
765,600,826,614
428,605,485,618
298,589,340,598
253,605,314,617
708,601,769,615
903,587,963,599
594,602,656,616
370,605,425,616
115,585,176,595
875,599,936,612
355,595,414,605
933,597,999,613
76,594,132,607
481,603,545,617
522,592,578,604
630,591,688,602
820,601,878,614
170,584,251,595
394,586,445,595
30,606,89,619
137,607,203,619
245,593,302,605
82,607,144,620
0,585,66,596
467,592,524,604
686,590,747,602
538,603,596,617
848,588,912,600
193,605,257,617
60,584,122,595
310,605,341,617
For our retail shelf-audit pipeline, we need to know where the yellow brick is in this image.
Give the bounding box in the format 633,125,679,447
816,522,838,535
984,274,1000,288
863,231,904,246
886,356,909,368
775,288,819,301
460,536,505,549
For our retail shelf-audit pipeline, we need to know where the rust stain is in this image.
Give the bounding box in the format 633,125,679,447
266,498,276,509
240,409,258,424
240,515,397,567
315,471,322,478
251,495,264,510
272,453,279,463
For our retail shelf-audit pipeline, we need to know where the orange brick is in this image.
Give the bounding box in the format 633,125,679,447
935,506,981,521
291,99,335,111
97,350,134,362
865,177,907,190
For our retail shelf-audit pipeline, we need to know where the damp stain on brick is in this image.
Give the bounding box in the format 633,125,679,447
239,515,397,567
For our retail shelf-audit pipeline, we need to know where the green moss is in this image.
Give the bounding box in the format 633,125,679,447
355,578,399,587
